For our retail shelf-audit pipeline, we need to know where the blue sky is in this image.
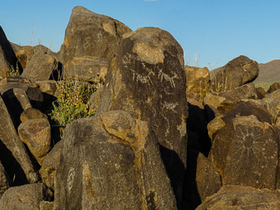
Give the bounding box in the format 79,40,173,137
0,0,279,69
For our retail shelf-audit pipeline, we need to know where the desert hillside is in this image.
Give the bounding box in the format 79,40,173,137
253,60,280,90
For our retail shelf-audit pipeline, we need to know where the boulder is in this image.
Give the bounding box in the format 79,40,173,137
1,88,32,129
20,108,48,123
14,45,35,69
35,80,57,96
58,6,132,64
0,96,38,185
262,89,280,124
182,150,221,209
185,66,210,100
0,183,52,210
207,101,272,140
63,56,109,83
256,86,267,99
196,153,222,203
210,55,259,92
21,50,59,82
0,161,9,198
208,114,278,190
204,83,258,114
54,111,176,209
196,185,280,209
0,26,22,78
267,82,280,93
26,84,44,110
18,118,51,165
96,27,188,204
39,140,62,190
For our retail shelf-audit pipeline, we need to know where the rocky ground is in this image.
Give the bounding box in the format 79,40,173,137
0,6,280,210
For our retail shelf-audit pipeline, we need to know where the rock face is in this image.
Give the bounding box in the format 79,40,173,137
63,56,109,82
96,27,188,204
59,6,132,65
210,55,259,92
209,114,278,190
197,185,280,209
54,111,176,209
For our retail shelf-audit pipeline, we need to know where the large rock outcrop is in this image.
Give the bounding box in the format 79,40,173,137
58,6,132,65
96,27,188,205
54,111,176,209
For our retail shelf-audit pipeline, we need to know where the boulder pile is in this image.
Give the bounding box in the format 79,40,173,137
0,6,279,210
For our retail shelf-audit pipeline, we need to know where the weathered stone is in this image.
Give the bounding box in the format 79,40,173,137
0,96,38,185
40,201,54,210
20,108,48,123
63,56,109,83
197,185,280,210
182,150,222,209
21,50,58,82
221,101,272,124
204,83,258,114
14,45,35,69
54,111,176,209
39,140,62,190
0,75,31,93
1,88,32,129
268,82,280,93
0,26,22,78
26,84,44,110
58,6,132,65
0,161,9,198
256,86,267,99
196,153,222,203
207,116,226,141
210,55,259,92
0,183,52,210
262,89,280,122
209,115,278,190
18,118,51,165
96,27,187,205
208,100,273,144
35,80,57,96
185,66,210,99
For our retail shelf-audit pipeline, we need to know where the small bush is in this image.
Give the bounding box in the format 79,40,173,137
50,77,99,127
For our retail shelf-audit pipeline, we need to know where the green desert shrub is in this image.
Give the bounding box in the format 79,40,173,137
50,77,99,127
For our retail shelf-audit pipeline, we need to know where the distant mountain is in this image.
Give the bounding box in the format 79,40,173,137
254,60,280,90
